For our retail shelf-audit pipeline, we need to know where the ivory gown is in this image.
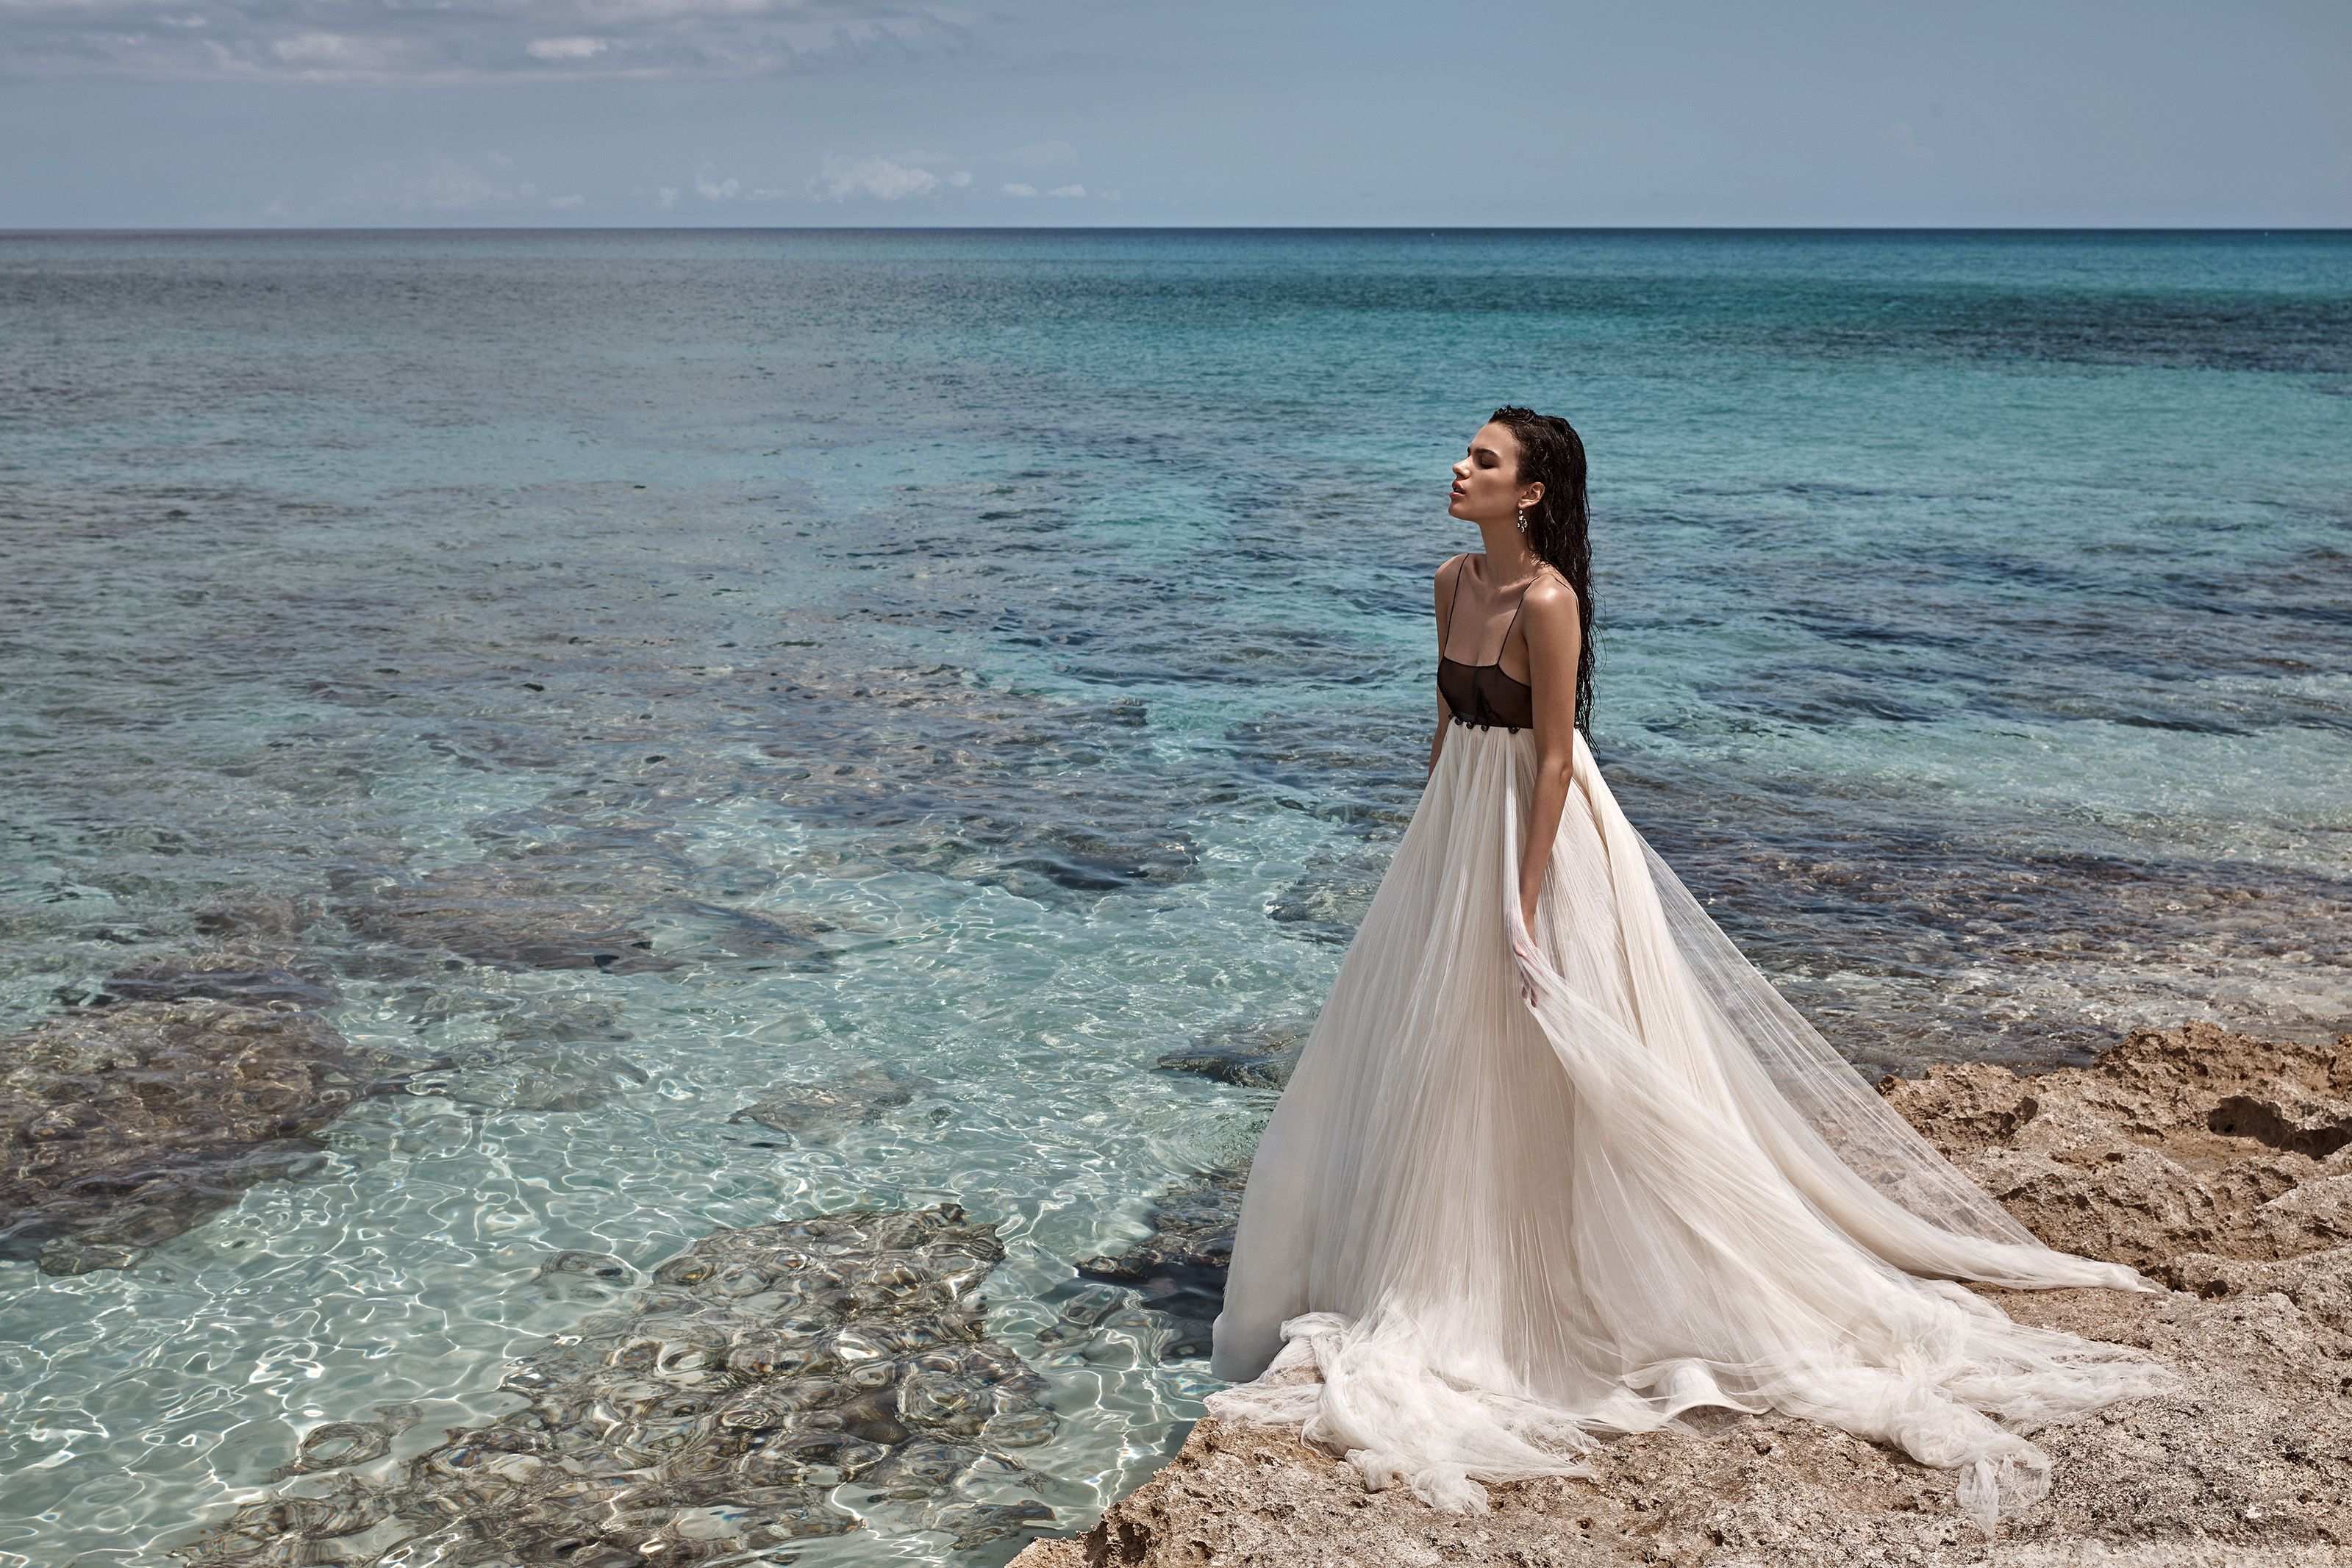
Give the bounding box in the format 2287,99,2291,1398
1204,559,2172,1529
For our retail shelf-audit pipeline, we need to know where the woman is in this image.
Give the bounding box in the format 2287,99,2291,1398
1203,407,2171,1530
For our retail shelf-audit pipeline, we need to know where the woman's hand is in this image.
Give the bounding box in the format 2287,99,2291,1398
1506,895,1544,1008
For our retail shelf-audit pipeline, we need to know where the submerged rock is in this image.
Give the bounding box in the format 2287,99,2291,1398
179,1202,1065,1567
1034,1278,1209,1368
492,995,635,1044
0,999,387,1274
1156,1018,1313,1091
535,1250,640,1286
393,984,636,1045
731,1063,941,1140
1070,1167,1246,1361
94,956,340,1011
1015,1023,2352,1565
380,987,645,1112
867,808,1200,900
328,864,675,974
331,865,841,978
668,900,837,969
756,695,1201,902
1218,708,1428,951
412,1042,651,1114
273,1406,424,1480
190,894,328,944
1265,841,1394,945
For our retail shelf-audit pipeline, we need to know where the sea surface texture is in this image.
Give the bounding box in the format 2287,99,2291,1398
1,229,2347,1564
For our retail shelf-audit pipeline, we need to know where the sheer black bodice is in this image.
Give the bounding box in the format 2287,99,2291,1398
1437,657,1535,731
1437,555,1537,731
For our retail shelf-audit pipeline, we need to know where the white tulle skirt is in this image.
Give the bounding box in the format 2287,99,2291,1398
1205,721,2173,1530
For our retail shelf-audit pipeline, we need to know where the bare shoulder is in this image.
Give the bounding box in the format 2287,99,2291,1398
1523,565,1581,623
1432,551,1468,606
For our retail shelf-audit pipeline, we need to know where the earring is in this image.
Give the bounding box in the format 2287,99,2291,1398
1515,504,1529,536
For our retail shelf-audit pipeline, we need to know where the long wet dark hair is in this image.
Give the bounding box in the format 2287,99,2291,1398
1487,404,1595,735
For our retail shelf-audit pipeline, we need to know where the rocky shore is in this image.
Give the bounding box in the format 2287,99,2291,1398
1013,1021,2352,1567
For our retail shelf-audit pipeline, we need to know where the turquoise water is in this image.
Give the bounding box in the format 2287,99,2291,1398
1,229,2348,1564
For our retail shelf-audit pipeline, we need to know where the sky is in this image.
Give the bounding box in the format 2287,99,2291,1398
0,0,2346,228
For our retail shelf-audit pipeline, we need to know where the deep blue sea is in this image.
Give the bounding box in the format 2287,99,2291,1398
1,229,2348,1564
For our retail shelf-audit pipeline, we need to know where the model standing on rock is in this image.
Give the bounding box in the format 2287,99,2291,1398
1203,407,2175,1531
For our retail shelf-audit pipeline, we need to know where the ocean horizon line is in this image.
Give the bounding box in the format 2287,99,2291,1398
6,222,2351,237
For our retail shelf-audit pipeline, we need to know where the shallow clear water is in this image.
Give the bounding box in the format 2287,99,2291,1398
0,229,2348,1564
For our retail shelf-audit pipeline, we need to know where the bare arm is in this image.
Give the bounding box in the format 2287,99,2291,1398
1513,575,1584,931
1426,554,1465,781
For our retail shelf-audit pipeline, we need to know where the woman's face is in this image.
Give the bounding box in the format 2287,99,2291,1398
1447,420,1535,527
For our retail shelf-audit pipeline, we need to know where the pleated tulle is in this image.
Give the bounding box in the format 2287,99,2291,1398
1205,723,2173,1531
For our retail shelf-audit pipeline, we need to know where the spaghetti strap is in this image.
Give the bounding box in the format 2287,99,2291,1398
1490,565,1539,672
1498,576,1530,658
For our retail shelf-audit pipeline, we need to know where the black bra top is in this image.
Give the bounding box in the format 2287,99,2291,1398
1436,555,1537,732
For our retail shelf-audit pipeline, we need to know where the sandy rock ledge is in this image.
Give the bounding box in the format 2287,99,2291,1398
1013,1022,2352,1567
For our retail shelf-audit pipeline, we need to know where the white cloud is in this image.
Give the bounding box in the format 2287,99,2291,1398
696,173,740,201
525,36,607,61
546,193,585,209
270,32,354,63
1002,173,1097,201
657,186,680,210
0,0,971,82
815,154,968,202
